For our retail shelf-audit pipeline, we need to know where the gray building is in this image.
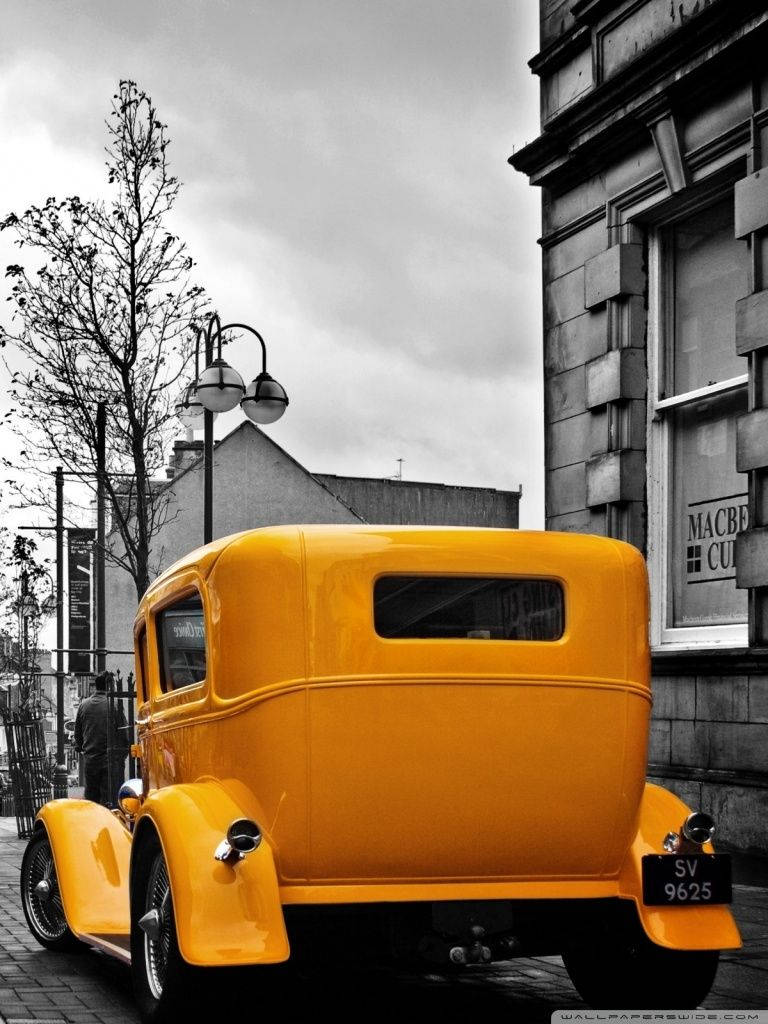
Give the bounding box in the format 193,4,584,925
105,421,521,676
315,473,521,528
511,1,768,853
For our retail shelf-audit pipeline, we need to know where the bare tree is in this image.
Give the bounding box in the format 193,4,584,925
0,80,207,598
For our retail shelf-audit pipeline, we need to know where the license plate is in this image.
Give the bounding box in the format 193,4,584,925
642,854,732,905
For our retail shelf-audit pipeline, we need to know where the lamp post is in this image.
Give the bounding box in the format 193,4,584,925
176,315,289,545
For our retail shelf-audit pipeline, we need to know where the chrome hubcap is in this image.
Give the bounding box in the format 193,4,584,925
34,879,52,900
144,855,172,1000
23,838,68,941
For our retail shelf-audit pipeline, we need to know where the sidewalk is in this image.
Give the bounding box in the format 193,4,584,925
0,815,765,1023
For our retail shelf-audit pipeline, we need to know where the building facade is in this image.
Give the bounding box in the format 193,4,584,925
105,421,521,677
511,0,768,853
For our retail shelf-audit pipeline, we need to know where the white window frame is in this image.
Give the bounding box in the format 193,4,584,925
646,225,748,651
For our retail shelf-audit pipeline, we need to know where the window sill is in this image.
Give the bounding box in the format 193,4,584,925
652,646,768,675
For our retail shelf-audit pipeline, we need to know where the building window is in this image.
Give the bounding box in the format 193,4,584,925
156,593,207,692
648,197,750,647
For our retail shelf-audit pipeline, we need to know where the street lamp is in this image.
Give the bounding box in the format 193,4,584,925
178,314,289,544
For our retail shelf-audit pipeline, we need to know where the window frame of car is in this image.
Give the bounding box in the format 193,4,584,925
150,580,210,706
134,619,149,708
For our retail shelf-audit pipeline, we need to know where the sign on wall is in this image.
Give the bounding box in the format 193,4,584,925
686,493,748,584
671,390,748,629
68,529,94,673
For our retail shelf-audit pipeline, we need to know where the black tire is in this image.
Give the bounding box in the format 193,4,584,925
563,930,720,1009
130,835,206,1024
20,829,85,953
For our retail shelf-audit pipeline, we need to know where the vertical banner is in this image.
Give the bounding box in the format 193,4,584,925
68,529,94,673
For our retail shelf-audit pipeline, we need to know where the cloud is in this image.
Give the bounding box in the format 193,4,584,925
0,0,544,531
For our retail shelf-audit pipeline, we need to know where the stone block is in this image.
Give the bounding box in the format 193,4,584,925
547,508,592,533
545,309,606,375
735,290,768,355
544,266,586,326
598,0,703,82
542,46,592,122
540,0,576,50
651,675,695,720
749,675,768,723
584,243,645,309
735,169,768,239
648,718,671,764
625,295,647,348
547,413,592,470
546,463,587,517
545,365,586,422
622,500,646,553
709,722,768,773
588,406,609,457
736,409,768,471
589,507,610,535
543,173,607,236
586,348,645,408
695,676,749,723
735,526,768,589
704,782,768,855
585,449,645,506
670,720,711,768
543,218,606,281
624,399,647,451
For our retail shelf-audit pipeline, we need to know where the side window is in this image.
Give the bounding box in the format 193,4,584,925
135,623,149,704
156,593,207,693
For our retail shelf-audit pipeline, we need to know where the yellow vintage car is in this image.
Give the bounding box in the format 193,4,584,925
20,526,739,1020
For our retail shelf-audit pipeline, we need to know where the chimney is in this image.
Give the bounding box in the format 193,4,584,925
167,439,203,479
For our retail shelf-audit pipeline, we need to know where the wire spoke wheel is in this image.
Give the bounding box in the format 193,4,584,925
132,838,206,1024
23,835,67,940
144,854,173,1000
20,831,82,952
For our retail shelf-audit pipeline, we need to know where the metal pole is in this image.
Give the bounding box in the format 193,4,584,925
20,569,28,691
204,328,214,545
53,467,68,799
96,401,106,674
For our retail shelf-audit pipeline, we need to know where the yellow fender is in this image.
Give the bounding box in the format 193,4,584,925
36,800,131,937
617,783,741,950
135,780,289,967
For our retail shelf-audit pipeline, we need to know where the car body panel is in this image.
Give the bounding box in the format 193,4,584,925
28,526,740,968
617,783,741,950
37,800,131,937
135,779,289,966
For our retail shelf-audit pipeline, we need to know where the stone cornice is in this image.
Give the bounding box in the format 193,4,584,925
510,3,768,189
529,25,591,77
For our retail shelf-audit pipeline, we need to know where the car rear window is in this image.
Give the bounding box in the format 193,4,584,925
374,576,564,641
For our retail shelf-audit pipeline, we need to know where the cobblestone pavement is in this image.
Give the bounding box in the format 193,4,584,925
0,817,765,1023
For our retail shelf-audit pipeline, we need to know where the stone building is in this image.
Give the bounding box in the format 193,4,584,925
105,421,521,676
510,0,768,853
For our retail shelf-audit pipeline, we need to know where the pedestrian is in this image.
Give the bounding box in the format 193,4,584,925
73,671,130,808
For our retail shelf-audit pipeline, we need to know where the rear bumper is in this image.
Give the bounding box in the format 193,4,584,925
279,783,742,952
280,879,622,904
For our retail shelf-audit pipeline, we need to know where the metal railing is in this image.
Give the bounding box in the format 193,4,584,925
0,663,137,834
3,710,52,838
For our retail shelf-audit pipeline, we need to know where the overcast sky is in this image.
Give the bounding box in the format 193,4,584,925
0,0,543,530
